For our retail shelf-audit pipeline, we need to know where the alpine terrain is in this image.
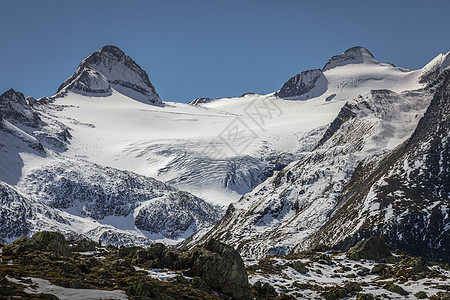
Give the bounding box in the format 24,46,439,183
0,45,449,299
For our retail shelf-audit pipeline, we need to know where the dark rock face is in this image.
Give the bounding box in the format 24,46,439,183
315,102,357,148
0,182,32,241
188,97,213,105
275,69,327,99
56,45,162,105
346,236,391,261
0,89,71,152
0,89,42,128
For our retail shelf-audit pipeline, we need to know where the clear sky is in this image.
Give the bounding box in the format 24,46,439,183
1,0,450,102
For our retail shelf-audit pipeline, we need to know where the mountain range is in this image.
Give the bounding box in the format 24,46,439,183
0,45,448,262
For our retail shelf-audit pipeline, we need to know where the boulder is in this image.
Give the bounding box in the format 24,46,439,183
187,239,254,300
414,291,427,298
383,283,408,295
292,261,308,273
253,280,278,298
347,236,391,261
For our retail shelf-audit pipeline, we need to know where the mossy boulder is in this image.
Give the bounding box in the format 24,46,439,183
356,294,375,300
384,283,408,295
187,239,254,300
414,291,428,298
253,280,278,298
345,282,362,293
292,260,308,273
347,236,391,261
371,263,387,274
143,243,188,270
128,280,166,300
2,231,71,257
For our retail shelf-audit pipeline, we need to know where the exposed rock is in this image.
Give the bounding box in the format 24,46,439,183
71,238,99,252
292,260,307,273
384,283,408,295
415,291,428,298
275,69,327,99
322,46,378,71
345,282,362,293
347,236,391,261
3,231,71,257
187,239,254,300
371,264,387,274
56,45,162,105
253,280,278,298
128,280,166,300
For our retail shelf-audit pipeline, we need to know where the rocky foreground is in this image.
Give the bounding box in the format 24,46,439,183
0,233,449,299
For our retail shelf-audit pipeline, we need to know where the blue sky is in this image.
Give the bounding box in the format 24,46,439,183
1,0,450,102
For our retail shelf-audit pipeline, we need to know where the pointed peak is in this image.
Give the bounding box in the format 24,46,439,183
85,45,127,64
0,88,26,104
419,51,450,84
55,45,162,105
322,46,378,71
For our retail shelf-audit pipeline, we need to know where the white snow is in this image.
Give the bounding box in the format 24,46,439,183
6,276,128,300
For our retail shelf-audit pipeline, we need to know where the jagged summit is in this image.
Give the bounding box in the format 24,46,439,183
322,46,379,71
55,45,162,105
0,88,41,128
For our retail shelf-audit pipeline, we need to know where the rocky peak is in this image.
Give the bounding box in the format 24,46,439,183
275,69,327,99
0,89,41,128
56,45,162,105
0,89,27,107
322,46,378,71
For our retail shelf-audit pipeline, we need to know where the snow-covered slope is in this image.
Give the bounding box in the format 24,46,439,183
192,87,433,258
25,46,429,208
0,88,222,246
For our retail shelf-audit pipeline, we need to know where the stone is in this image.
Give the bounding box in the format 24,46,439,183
371,264,387,274
414,291,427,298
253,280,278,298
347,236,391,261
187,239,254,300
292,260,308,273
384,283,408,295
345,282,362,292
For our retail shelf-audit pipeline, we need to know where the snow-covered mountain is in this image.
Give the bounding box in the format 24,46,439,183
300,69,450,262
0,86,222,245
55,45,162,105
1,45,449,262
189,49,450,261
